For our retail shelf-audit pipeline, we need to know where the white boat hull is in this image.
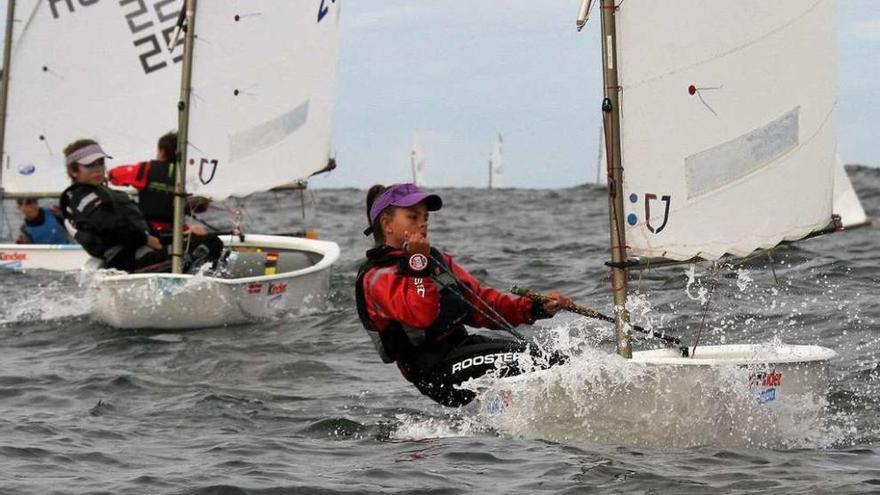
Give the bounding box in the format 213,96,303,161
0,243,89,271
478,344,836,448
89,235,339,329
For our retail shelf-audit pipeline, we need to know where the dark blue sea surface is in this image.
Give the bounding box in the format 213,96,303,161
0,167,878,494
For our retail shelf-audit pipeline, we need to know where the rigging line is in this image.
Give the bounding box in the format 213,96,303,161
426,252,527,341
427,253,516,331
623,0,829,91
690,264,720,358
14,0,43,53
427,272,527,343
767,249,780,286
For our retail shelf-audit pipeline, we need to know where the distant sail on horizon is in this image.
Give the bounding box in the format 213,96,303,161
489,133,503,189
410,138,425,186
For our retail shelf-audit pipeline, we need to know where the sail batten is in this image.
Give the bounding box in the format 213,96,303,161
616,0,850,262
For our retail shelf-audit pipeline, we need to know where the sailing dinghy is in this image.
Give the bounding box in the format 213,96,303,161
479,0,868,444
90,0,342,329
0,0,180,270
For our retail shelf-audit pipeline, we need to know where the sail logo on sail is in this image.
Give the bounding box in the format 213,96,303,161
48,0,183,75
196,158,219,185
627,193,671,234
18,164,36,176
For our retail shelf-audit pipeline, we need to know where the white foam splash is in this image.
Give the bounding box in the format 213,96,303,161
391,413,487,441
0,272,93,324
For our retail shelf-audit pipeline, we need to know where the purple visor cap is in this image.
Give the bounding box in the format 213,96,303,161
365,183,442,235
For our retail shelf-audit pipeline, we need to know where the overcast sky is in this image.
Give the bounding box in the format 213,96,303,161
2,1,877,189
319,0,880,189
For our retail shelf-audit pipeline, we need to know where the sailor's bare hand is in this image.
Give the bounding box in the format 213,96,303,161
187,224,208,236
542,291,573,315
146,235,163,251
403,231,430,256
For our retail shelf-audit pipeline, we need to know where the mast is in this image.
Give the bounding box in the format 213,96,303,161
599,0,631,358
173,0,197,274
0,0,16,196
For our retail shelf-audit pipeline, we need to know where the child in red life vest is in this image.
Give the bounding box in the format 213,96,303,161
355,183,571,407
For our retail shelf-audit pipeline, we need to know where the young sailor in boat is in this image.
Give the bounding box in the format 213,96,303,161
15,197,72,245
60,139,222,273
106,131,210,242
356,183,571,407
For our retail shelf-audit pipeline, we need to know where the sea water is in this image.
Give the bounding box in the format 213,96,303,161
0,168,877,493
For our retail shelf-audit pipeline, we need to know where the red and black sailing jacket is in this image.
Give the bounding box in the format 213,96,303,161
108,160,177,233
355,246,540,378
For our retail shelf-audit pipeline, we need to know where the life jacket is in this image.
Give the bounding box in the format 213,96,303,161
20,208,70,244
60,183,151,261
355,246,470,372
136,160,176,228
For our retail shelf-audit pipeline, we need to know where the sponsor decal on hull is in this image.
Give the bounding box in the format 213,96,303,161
265,282,289,311
0,252,28,262
749,369,783,405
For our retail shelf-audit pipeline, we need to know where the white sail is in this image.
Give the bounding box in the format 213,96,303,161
489,133,503,188
833,157,868,229
617,0,838,260
2,0,180,195
410,139,425,186
184,1,341,200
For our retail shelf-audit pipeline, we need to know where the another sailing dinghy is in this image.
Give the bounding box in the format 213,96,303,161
488,133,503,189
833,157,869,230
0,0,180,270
410,139,426,186
481,0,867,439
91,0,342,329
